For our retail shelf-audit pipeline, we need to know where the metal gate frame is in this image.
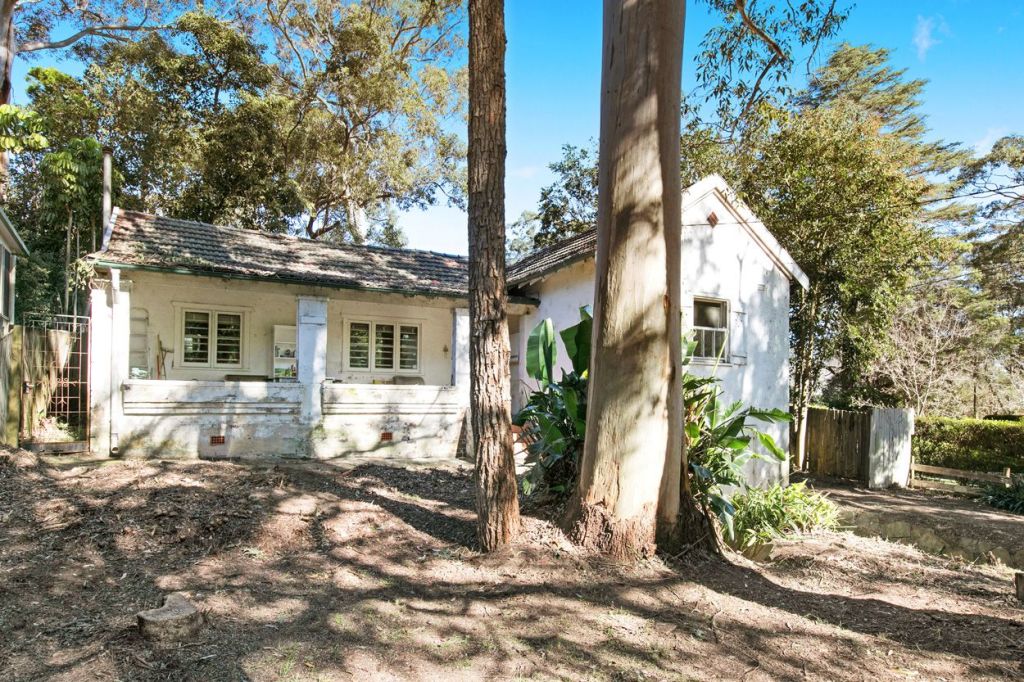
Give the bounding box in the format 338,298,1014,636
20,314,90,452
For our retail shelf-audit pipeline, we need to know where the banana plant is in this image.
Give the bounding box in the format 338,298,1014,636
515,308,591,496
683,336,791,540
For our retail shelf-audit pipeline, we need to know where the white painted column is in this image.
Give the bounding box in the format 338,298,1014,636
109,272,131,455
450,307,470,393
89,286,112,456
451,306,472,459
296,296,328,424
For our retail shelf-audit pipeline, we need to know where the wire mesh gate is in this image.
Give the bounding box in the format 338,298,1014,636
20,314,90,453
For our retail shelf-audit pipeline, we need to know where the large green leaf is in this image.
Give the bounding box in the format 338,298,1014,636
559,306,593,376
756,431,788,461
526,318,556,386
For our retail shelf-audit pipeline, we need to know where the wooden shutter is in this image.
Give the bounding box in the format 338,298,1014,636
731,310,747,365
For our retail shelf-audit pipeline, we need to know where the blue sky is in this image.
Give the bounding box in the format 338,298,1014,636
400,0,1024,254
13,1,1023,255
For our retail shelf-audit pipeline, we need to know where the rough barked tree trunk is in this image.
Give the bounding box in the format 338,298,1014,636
468,0,520,552
566,0,685,561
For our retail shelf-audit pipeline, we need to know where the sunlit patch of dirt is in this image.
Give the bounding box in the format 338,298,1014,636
1,449,1021,681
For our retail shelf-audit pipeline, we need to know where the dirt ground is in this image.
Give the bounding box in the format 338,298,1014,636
1,449,1022,681
805,476,1024,566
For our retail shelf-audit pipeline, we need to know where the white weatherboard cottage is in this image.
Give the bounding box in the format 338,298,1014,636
88,175,806,481
507,176,809,486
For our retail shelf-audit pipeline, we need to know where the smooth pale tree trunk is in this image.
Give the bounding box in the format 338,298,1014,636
467,0,520,551
566,0,685,560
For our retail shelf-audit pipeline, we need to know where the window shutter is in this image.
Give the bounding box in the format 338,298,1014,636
731,310,747,365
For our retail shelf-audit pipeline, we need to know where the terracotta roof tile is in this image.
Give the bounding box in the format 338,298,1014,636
507,229,597,288
94,210,469,298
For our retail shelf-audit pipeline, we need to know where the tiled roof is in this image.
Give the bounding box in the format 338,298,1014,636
93,209,470,298
507,229,597,288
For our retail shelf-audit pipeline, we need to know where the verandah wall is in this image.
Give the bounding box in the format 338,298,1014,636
90,271,473,461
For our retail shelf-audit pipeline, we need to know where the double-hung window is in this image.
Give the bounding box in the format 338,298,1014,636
692,298,729,360
181,308,245,368
346,320,420,373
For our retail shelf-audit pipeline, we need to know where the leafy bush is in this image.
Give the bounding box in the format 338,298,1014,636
680,341,790,540
514,309,591,497
981,477,1024,515
913,417,1024,473
515,315,791,531
731,482,840,549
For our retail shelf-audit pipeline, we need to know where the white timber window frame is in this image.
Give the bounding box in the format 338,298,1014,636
692,297,730,362
173,303,252,370
344,318,422,375
0,246,13,322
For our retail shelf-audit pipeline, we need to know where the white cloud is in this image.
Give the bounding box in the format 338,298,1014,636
913,16,939,61
973,127,1009,155
509,165,542,180
913,15,951,61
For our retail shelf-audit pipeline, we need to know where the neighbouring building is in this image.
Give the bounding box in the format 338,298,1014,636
507,175,808,485
87,175,806,485
0,208,29,446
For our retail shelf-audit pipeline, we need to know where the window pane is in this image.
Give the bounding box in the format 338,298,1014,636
216,313,242,365
349,322,370,369
694,300,726,329
374,324,395,370
399,325,418,370
694,327,727,359
183,311,210,363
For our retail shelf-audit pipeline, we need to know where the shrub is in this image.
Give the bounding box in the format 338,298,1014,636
913,417,1024,473
981,477,1024,515
515,314,791,532
514,309,591,498
731,482,840,549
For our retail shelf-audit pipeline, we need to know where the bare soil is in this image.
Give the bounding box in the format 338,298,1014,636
806,476,1024,565
1,449,1021,681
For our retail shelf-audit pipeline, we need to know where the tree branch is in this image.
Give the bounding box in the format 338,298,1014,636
20,22,169,53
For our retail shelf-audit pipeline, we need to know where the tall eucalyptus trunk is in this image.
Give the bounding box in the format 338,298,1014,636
566,0,686,560
467,0,520,551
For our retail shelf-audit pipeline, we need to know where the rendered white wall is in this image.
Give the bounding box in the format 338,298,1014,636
91,271,472,461
125,271,457,386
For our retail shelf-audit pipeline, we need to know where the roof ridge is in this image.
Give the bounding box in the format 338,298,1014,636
508,228,596,272
115,209,468,262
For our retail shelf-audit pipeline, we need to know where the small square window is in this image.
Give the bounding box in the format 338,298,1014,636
693,299,728,360
181,308,245,367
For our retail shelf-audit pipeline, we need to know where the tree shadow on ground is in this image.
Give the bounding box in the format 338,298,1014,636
2,454,1021,681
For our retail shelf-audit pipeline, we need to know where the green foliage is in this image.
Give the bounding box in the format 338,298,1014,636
515,319,790,525
731,482,840,549
681,342,791,539
912,417,1024,473
533,144,598,248
981,477,1024,516
0,105,48,153
525,318,556,388
515,310,592,498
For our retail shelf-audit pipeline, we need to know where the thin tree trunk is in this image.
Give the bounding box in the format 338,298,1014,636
467,0,520,552
0,0,16,196
566,0,685,561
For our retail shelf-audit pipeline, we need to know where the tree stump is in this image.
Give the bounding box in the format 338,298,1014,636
1015,572,1023,602
137,593,202,642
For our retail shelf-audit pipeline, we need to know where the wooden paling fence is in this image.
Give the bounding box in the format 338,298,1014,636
804,406,915,488
806,407,872,481
910,461,1013,496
